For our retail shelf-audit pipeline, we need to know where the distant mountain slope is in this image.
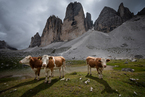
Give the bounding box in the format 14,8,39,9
57,15,145,59
23,15,145,60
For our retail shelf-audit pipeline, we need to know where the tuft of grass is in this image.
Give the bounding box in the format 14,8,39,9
107,59,145,72
66,60,86,67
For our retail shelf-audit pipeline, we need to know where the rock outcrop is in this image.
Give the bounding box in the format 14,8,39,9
117,3,133,22
85,12,93,31
60,2,86,41
29,32,41,48
94,3,133,33
94,6,122,33
137,7,145,15
40,15,62,46
0,40,17,50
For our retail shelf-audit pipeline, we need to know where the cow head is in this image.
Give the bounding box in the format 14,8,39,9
19,55,34,65
98,58,110,68
42,55,50,67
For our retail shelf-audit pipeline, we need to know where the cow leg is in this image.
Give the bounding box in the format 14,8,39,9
59,67,61,78
34,71,37,80
48,69,53,84
87,65,90,75
90,67,92,76
37,68,41,80
62,66,64,78
33,68,37,80
51,68,54,77
44,68,49,83
97,68,100,79
97,68,103,79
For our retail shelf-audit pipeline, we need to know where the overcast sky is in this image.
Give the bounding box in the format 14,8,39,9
0,0,145,50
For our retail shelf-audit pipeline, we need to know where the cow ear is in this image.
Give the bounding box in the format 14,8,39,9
98,59,101,62
29,56,34,61
106,59,110,62
49,56,53,60
38,56,42,60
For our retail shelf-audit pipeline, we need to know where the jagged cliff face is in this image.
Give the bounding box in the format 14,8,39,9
137,7,145,15
117,3,133,22
94,3,133,33
60,2,86,41
40,15,62,46
0,40,17,50
94,7,122,33
29,32,41,48
85,12,93,31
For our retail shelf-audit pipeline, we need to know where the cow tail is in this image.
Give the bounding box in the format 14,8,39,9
62,58,66,70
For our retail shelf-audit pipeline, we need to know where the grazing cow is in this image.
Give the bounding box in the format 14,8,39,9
41,55,65,83
86,56,110,79
19,55,42,80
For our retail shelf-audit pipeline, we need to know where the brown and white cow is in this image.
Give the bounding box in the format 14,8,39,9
19,55,42,80
41,55,65,83
86,56,110,79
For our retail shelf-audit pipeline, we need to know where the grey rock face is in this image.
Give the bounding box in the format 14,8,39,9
85,12,93,31
29,32,41,48
94,6,122,33
0,40,17,50
41,15,62,46
94,3,133,33
60,2,86,41
137,7,145,15
117,3,133,22
64,2,82,21
0,40,7,49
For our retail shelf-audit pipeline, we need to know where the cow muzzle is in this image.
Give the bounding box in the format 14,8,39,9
19,61,22,64
104,65,106,68
42,64,47,67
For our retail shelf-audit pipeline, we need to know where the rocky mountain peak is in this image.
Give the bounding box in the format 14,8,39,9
94,3,134,33
117,3,133,22
64,2,82,21
94,6,122,33
85,12,93,31
29,32,41,48
40,15,62,46
60,2,86,41
0,40,17,50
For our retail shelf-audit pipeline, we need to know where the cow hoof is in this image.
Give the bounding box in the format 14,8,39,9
37,79,40,81
59,77,61,79
90,74,92,76
34,78,37,80
48,82,51,84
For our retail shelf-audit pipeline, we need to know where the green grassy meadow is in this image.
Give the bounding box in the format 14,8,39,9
0,59,145,97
